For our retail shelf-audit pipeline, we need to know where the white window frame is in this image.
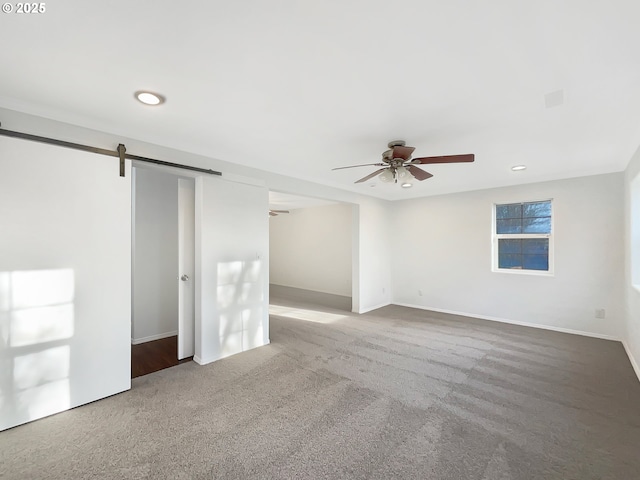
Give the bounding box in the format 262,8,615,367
492,199,554,276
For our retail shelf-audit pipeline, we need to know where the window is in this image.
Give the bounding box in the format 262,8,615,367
493,200,553,274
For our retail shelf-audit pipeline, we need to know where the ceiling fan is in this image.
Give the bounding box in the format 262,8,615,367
269,209,290,217
332,140,474,186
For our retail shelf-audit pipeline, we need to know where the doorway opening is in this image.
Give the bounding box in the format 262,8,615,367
268,191,355,313
131,165,195,378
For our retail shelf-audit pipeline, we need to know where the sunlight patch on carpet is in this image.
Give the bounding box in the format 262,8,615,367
269,304,348,324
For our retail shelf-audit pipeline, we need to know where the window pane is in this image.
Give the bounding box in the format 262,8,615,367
523,254,549,270
498,253,522,269
498,239,549,271
496,218,522,234
523,217,551,234
523,201,551,218
522,238,548,255
495,200,551,273
498,239,521,254
496,204,522,219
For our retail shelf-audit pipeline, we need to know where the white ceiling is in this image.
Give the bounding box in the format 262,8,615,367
2,1,640,200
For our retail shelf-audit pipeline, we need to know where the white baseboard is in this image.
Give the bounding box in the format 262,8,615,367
393,302,621,342
193,355,204,365
131,330,178,345
622,340,640,383
357,302,391,314
193,340,271,367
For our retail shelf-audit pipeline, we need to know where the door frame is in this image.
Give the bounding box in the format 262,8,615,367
178,177,195,359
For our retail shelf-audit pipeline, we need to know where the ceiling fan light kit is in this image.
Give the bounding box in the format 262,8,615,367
379,169,395,183
332,140,474,187
396,166,411,179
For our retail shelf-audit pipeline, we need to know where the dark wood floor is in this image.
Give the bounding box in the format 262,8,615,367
131,336,192,378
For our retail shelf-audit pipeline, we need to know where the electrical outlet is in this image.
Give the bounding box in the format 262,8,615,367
382,287,385,294
595,309,606,319
418,289,423,296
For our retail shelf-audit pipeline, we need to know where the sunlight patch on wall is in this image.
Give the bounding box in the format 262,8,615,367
218,319,243,358
9,305,74,347
218,312,236,337
13,378,71,422
213,260,265,360
14,346,71,419
217,261,244,285
14,345,70,390
242,308,264,349
217,283,256,308
268,305,347,324
0,269,74,430
6,269,74,310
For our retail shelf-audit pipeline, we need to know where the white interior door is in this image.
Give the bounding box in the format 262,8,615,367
178,178,195,359
0,136,131,431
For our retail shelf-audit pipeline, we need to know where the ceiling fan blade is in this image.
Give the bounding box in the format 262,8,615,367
408,165,433,181
411,154,475,164
355,168,387,183
332,163,385,171
392,145,415,160
270,210,289,213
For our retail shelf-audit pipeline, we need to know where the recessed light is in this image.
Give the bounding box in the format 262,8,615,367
135,91,165,106
511,165,527,171
401,182,413,188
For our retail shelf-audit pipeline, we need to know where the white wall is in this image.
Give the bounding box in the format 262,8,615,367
269,203,352,297
195,176,270,365
0,136,131,431
0,107,394,314
391,173,624,339
624,144,640,380
354,197,392,313
132,167,178,343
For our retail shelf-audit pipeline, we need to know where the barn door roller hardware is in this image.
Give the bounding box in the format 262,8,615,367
117,143,126,177
0,123,222,178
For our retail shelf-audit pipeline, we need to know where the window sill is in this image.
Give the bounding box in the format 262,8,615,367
492,268,554,277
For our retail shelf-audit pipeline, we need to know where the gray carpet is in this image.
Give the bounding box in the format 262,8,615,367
1,297,639,479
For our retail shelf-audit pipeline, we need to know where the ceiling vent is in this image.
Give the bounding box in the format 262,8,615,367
545,89,564,109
